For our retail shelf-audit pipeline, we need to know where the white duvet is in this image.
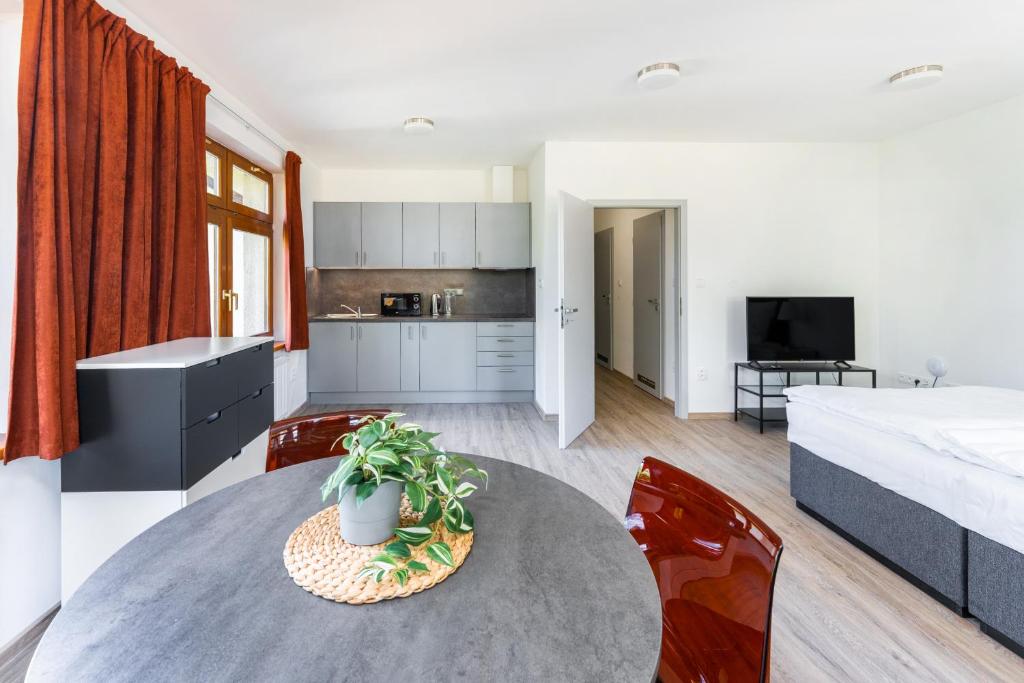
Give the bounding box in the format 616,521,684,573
784,385,1024,478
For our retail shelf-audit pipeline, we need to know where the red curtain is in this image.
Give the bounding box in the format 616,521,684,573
283,151,309,351
5,0,211,463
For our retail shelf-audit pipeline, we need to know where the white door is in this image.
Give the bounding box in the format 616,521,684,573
633,211,664,397
558,192,595,448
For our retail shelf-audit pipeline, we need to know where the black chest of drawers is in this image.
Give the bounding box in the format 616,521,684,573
62,340,275,492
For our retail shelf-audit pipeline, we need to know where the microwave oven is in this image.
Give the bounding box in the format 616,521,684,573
380,292,422,316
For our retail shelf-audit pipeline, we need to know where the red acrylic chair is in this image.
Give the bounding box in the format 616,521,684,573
625,457,784,683
265,409,391,472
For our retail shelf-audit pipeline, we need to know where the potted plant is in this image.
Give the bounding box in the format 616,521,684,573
320,414,487,580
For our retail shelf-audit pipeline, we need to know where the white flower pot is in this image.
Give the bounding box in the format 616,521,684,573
337,480,402,545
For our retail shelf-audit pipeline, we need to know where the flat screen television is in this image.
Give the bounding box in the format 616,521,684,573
746,297,855,362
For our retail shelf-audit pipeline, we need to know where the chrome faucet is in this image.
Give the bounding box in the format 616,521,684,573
338,304,362,318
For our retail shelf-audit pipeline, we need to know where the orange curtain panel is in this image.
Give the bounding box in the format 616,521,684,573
5,0,211,463
283,151,309,351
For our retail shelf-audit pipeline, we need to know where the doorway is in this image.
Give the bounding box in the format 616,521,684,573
594,228,613,369
632,211,664,398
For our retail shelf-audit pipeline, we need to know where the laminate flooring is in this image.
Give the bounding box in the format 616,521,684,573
5,366,1021,682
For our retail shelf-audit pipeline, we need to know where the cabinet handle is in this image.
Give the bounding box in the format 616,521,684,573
407,326,413,340
350,326,355,341
205,411,222,423
355,250,360,266
357,326,363,340
497,339,514,342
362,251,367,265
441,251,446,266
497,353,515,358
497,369,515,373
421,326,427,340
478,250,483,265
204,358,221,367
497,324,514,327
433,251,438,265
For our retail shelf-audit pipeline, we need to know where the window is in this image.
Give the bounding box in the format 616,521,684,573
206,140,273,337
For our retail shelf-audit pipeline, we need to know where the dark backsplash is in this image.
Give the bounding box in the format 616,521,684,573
306,268,535,317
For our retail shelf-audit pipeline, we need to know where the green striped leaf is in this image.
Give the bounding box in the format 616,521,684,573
459,507,475,532
355,480,379,508
443,500,464,533
394,526,433,545
407,560,429,573
367,449,400,467
454,482,477,498
405,481,428,512
419,497,442,526
435,468,455,495
385,541,411,559
426,542,454,567
393,568,409,587
369,554,398,570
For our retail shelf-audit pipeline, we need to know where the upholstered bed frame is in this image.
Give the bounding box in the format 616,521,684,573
790,443,1024,656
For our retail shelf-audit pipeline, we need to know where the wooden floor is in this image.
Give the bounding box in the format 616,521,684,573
5,366,1022,681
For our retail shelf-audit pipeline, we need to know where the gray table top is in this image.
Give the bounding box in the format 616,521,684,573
30,455,661,682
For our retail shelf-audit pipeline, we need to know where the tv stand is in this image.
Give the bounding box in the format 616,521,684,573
734,361,877,433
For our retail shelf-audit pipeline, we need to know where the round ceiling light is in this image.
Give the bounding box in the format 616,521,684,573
403,117,434,134
636,62,681,90
889,65,944,89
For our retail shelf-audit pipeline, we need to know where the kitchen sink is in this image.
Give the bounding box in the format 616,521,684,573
319,313,379,319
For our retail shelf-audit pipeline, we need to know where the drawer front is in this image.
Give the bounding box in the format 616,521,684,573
476,321,534,337
238,383,274,447
476,351,534,367
182,403,239,490
231,341,274,400
477,336,534,352
477,366,535,391
182,356,238,427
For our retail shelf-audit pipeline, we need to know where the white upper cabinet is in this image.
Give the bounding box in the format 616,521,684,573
361,203,403,268
475,202,531,268
314,202,361,268
402,203,440,268
439,203,476,269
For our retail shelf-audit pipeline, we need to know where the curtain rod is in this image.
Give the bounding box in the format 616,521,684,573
207,93,287,155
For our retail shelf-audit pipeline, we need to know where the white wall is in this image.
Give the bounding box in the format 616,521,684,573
878,94,1024,389
535,141,881,415
317,167,528,203
0,12,63,650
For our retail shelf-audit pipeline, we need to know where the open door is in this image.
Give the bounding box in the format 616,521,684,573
558,192,595,448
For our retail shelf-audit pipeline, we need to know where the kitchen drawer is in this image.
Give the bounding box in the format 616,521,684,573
477,336,534,352
237,383,274,447
477,366,534,391
476,351,534,367
231,341,274,400
182,403,239,490
182,355,238,427
477,321,533,337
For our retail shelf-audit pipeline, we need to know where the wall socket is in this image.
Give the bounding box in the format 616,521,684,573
897,372,932,387
696,367,707,381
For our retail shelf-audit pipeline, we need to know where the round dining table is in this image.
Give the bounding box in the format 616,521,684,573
29,455,662,682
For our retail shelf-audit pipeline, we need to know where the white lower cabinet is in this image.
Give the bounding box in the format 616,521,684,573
357,323,401,392
308,322,357,392
420,322,477,391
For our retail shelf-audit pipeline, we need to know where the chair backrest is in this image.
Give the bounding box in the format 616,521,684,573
265,409,391,472
625,456,783,683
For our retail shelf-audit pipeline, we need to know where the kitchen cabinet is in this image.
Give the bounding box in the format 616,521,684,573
439,203,476,268
357,323,401,392
419,322,477,391
361,202,403,268
402,203,440,268
308,322,357,392
314,202,361,268
401,322,420,391
476,202,530,268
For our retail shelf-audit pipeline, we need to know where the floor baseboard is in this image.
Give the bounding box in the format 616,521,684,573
533,400,557,422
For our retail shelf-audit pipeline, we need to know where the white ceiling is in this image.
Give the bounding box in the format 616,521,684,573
123,0,1024,168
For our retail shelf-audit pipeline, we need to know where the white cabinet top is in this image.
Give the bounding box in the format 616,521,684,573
76,337,269,370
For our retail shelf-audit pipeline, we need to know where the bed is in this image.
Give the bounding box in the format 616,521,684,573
786,385,1024,655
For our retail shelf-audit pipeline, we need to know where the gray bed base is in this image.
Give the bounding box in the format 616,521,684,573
790,443,1024,657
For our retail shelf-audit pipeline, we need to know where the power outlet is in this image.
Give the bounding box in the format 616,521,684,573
897,372,932,387
696,367,707,381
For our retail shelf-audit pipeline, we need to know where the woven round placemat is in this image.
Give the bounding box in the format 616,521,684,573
283,496,474,604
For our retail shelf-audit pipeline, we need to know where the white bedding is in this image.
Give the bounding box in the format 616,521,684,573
784,385,1024,478
787,401,1024,556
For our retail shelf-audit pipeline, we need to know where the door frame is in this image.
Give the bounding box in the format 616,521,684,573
594,227,614,370
588,200,688,420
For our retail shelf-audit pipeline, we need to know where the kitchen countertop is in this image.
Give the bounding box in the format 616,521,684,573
76,337,269,370
309,314,534,323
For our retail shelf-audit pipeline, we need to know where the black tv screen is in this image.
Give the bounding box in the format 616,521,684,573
746,297,855,362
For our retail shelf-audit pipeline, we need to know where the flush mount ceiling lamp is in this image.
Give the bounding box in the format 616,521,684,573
889,64,944,90
403,117,434,134
636,62,681,90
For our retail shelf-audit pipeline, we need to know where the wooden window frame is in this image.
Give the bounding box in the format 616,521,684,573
226,213,274,338
207,206,230,336
205,139,227,209
227,151,273,223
